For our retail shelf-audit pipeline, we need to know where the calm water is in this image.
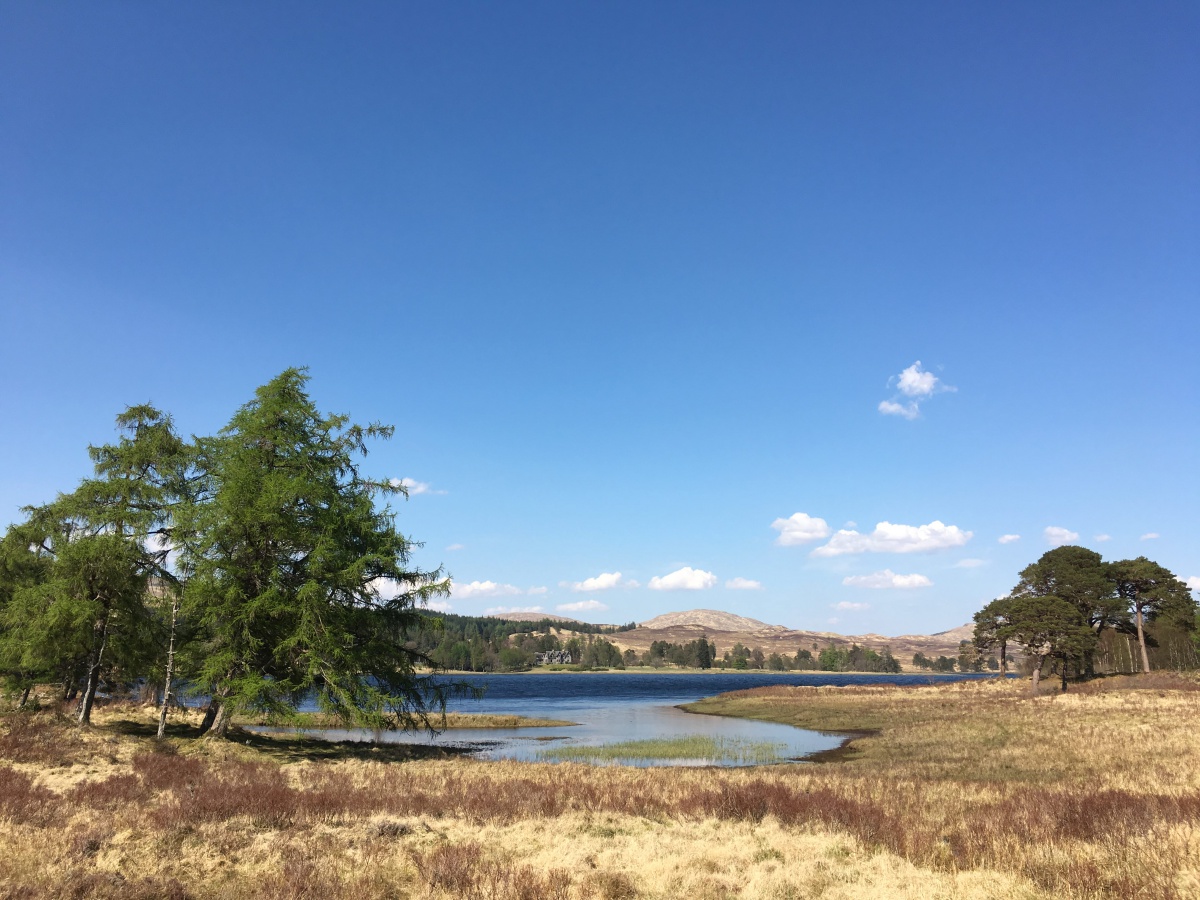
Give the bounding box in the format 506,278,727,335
260,671,990,767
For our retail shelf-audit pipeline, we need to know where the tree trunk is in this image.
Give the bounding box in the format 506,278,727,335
18,684,31,708
77,616,110,726
1031,655,1043,695
156,593,181,739
198,701,219,735
1135,603,1151,675
1060,655,1068,692
999,640,1007,678
208,702,233,739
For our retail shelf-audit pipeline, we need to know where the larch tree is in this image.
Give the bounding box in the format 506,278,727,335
180,368,457,738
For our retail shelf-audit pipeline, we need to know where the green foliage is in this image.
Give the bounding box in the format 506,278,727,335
978,546,1199,685
180,368,457,733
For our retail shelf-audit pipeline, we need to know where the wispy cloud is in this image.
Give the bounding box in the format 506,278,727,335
648,566,718,591
954,558,986,568
725,577,762,590
389,477,446,496
998,534,1021,544
451,580,523,599
1140,532,1160,541
811,520,971,557
557,600,609,613
445,543,465,551
878,361,954,420
1044,526,1079,547
842,569,933,589
1094,534,1111,543
834,601,869,611
1187,577,1200,592
772,512,831,546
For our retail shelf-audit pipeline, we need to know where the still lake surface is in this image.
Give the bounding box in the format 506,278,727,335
268,671,991,767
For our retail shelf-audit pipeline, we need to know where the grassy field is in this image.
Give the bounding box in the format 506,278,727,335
2,675,1199,899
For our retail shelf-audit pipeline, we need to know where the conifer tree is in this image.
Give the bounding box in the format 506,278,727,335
1110,557,1193,675
181,368,455,737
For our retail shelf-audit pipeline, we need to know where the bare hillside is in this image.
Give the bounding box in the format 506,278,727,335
639,609,785,632
611,608,972,668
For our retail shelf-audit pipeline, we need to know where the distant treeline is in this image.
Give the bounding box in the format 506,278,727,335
409,617,910,673
403,613,634,672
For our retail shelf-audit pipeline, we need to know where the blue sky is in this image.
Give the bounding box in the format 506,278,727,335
2,2,1197,634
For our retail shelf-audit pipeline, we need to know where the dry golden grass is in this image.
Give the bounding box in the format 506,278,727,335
1,677,1198,899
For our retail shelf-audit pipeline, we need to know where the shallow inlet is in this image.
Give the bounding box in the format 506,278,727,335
248,672,988,767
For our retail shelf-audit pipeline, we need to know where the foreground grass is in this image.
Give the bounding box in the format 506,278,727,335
539,735,786,765
2,676,1199,899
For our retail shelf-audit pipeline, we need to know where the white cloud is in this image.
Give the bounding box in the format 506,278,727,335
842,569,933,589
445,543,465,551
725,577,763,590
484,605,544,616
1187,577,1200,592
648,566,718,591
557,600,609,613
834,601,870,611
1044,526,1079,547
897,361,941,398
771,512,832,546
1140,532,1160,541
878,400,919,420
425,600,452,613
954,558,986,568
451,580,523,599
562,571,625,592
879,361,955,419
811,520,972,557
389,477,446,496
998,534,1021,544
1094,534,1111,543
527,586,548,595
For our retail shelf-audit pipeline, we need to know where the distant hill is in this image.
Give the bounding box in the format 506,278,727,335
615,607,973,668
639,609,785,633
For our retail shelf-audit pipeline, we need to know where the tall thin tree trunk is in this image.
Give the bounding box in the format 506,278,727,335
156,592,181,739
1060,656,1068,692
77,616,110,726
1031,655,1043,695
999,640,1007,678
18,684,31,708
1135,604,1151,674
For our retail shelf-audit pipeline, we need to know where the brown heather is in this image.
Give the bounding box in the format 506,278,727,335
0,678,1198,898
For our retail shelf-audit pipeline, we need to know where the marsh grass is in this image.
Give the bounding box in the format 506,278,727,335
3,678,1200,898
540,734,786,765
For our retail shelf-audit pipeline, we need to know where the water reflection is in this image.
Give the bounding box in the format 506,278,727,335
251,672,987,767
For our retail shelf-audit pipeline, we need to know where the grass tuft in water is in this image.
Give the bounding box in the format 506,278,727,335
539,734,786,765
